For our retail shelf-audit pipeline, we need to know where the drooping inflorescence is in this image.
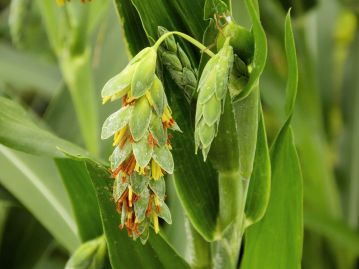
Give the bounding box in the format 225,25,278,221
101,46,179,244
195,39,234,160
157,26,198,102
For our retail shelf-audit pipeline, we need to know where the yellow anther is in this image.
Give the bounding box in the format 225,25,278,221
127,211,132,220
154,196,160,208
166,143,172,150
102,96,111,104
153,213,159,234
161,106,172,122
145,90,154,107
135,163,146,175
128,186,133,207
113,126,127,146
151,159,163,180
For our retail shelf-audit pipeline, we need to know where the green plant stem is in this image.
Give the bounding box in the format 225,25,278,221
213,172,248,269
60,48,99,155
153,31,215,57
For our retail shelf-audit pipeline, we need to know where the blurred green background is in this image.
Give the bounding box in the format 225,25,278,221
0,0,358,268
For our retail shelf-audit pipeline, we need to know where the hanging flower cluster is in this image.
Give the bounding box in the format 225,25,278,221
101,47,179,244
195,39,233,160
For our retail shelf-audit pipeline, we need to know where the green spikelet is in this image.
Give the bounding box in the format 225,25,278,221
195,39,233,160
101,47,180,244
65,235,107,269
158,26,198,101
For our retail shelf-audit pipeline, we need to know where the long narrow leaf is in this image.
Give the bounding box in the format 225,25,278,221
0,146,79,251
55,158,102,241
241,122,303,269
0,97,88,158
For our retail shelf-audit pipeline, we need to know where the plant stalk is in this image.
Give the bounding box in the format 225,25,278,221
153,31,215,57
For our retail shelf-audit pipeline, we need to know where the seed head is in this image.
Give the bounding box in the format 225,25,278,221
101,47,179,243
195,39,233,160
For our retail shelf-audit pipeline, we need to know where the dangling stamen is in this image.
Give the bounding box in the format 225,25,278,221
153,213,160,234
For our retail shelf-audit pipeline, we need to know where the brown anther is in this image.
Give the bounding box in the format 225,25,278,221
121,175,127,183
133,223,140,236
128,135,135,143
115,201,122,214
126,226,132,236
118,189,129,205
126,156,136,175
156,205,161,213
120,135,128,149
146,195,154,216
112,164,123,178
133,194,139,203
148,133,157,147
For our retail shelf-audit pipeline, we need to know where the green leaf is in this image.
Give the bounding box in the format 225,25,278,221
284,11,298,116
0,43,61,98
233,0,267,102
171,93,219,241
0,207,53,269
60,50,99,155
113,0,150,55
244,107,271,225
0,97,88,158
55,159,103,242
204,0,229,20
233,86,259,179
82,158,191,269
65,235,107,269
241,122,303,269
0,146,80,251
304,208,359,255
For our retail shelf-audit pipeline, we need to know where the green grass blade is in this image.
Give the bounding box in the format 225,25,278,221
241,123,303,269
284,10,299,117
113,0,150,55
59,50,99,155
244,106,271,226
55,158,102,241
171,91,219,241
233,0,267,102
304,208,359,254
0,97,88,158
0,147,80,251
0,207,53,269
0,43,61,98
